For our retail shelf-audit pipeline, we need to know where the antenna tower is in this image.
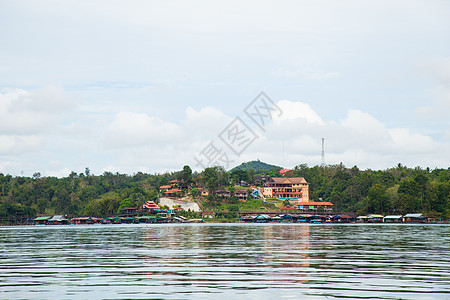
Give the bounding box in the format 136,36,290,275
321,138,325,167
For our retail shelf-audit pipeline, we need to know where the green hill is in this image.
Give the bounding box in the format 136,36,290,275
230,160,282,173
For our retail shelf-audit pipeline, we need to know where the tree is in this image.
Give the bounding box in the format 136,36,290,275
191,188,199,198
227,205,239,219
182,165,192,186
230,170,248,185
366,184,391,214
117,198,133,214
55,188,71,214
202,167,228,194
247,169,255,184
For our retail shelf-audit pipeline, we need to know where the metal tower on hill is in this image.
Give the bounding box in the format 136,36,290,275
321,138,325,167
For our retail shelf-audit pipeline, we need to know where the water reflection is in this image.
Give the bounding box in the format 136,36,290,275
0,224,449,299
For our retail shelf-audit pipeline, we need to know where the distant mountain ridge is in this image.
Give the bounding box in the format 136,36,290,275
230,160,282,172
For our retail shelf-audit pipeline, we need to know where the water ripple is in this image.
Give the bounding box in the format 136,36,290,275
0,224,449,299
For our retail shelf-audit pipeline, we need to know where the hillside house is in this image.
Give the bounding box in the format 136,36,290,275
234,189,249,201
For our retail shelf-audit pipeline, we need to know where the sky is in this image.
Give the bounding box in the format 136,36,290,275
0,0,449,177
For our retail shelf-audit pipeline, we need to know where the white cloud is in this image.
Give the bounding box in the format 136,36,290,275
104,112,182,148
388,128,437,153
0,87,74,157
0,1,449,175
0,94,448,175
416,57,450,119
0,135,44,155
274,100,324,125
250,102,446,170
0,86,74,135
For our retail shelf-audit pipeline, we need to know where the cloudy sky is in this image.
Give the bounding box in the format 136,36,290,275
1,0,449,177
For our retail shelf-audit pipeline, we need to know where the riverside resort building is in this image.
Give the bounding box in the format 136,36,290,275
262,177,309,202
262,177,333,211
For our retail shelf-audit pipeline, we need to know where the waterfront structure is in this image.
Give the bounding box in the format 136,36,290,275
403,213,427,223
71,217,94,224
33,216,51,225
255,214,271,223
296,201,333,212
383,215,403,223
47,215,69,225
366,214,384,223
331,214,354,223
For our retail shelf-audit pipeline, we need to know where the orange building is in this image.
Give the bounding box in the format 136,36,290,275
265,177,309,202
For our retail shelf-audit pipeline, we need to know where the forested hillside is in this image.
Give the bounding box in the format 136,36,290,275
1,163,449,224
230,160,281,173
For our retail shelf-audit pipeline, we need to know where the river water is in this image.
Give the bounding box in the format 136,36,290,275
0,223,449,299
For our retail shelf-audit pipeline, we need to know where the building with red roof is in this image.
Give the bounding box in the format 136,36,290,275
159,185,172,191
164,188,181,197
142,201,160,211
279,168,291,174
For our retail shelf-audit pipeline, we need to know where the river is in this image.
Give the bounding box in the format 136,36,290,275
0,223,449,299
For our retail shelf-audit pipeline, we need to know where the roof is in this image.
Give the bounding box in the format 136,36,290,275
169,180,179,183
142,201,159,209
256,214,271,219
71,217,92,220
337,214,353,219
281,206,296,210
404,213,426,218
34,216,51,221
165,188,181,194
367,214,384,218
48,215,68,221
159,185,172,189
384,215,403,219
279,168,291,174
270,177,308,184
296,202,333,206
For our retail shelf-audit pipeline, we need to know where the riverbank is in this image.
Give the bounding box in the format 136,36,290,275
8,211,445,226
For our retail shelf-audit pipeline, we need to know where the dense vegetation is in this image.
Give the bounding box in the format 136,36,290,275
289,163,450,218
1,163,449,224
